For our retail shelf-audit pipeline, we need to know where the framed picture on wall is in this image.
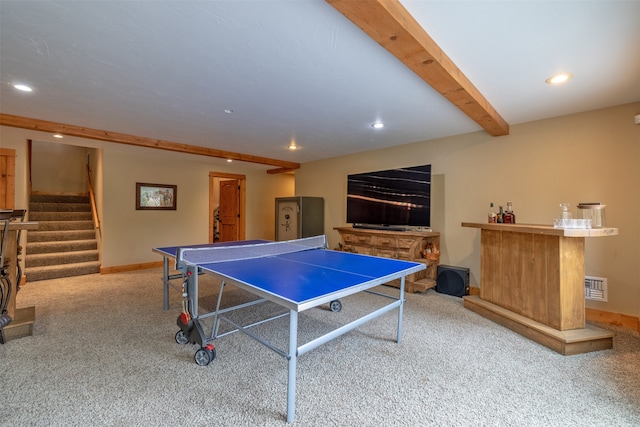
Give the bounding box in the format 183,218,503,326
136,183,177,210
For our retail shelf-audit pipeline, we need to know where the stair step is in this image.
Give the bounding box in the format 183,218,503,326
26,240,98,254
25,250,99,268
29,211,93,221
33,220,94,232
29,202,91,213
29,194,90,204
26,261,101,282
28,230,97,242
26,193,100,281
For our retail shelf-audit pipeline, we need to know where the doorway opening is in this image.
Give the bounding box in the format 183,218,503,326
209,172,246,243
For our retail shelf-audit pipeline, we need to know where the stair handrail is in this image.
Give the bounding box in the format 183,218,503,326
85,165,101,239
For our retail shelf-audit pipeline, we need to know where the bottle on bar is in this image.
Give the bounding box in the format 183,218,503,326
488,203,497,223
497,205,504,223
503,201,516,224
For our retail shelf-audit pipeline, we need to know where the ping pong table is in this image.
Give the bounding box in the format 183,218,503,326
153,235,425,423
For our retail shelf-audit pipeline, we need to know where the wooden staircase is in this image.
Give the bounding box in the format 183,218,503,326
25,194,100,281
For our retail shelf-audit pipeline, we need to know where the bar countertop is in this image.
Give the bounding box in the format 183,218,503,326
461,222,619,237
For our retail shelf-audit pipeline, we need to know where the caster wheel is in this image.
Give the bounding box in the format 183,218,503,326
175,330,189,345
194,348,211,366
194,344,216,366
204,344,216,362
329,300,342,312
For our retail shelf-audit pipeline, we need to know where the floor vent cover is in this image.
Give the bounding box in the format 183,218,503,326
585,276,608,302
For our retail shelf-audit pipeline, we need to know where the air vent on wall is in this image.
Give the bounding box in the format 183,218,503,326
585,276,608,302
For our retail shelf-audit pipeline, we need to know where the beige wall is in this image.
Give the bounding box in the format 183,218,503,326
31,140,89,194
99,149,294,267
295,103,640,318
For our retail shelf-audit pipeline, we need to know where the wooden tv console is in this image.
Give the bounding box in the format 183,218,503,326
333,227,440,293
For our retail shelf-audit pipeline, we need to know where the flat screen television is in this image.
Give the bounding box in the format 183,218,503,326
346,164,431,230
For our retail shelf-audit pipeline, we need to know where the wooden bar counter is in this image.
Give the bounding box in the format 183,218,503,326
461,222,618,355
2,221,38,342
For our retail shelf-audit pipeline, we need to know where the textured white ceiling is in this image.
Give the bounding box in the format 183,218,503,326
1,0,639,165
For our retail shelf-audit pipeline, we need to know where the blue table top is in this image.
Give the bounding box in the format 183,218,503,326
154,239,425,310
197,248,424,306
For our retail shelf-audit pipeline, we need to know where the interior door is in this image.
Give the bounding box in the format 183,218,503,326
218,179,240,242
0,148,16,209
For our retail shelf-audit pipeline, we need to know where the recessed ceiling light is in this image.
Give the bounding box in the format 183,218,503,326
289,143,298,150
226,159,232,163
371,122,384,129
53,134,63,139
545,73,573,85
13,83,33,92
224,109,233,114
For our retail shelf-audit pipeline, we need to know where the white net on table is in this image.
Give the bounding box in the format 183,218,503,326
177,235,327,266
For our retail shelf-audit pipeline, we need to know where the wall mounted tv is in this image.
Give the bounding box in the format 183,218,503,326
346,164,431,231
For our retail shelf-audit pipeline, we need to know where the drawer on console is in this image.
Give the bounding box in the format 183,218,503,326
352,245,374,256
374,236,397,247
341,233,354,244
397,238,416,249
397,249,412,259
350,234,373,245
374,248,397,258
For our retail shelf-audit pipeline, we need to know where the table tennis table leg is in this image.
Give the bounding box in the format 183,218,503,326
286,309,298,423
162,257,170,311
188,265,199,318
397,276,405,344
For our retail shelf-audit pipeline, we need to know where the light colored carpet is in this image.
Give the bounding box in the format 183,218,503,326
1,269,639,426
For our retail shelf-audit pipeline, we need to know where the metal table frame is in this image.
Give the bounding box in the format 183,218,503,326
181,260,417,423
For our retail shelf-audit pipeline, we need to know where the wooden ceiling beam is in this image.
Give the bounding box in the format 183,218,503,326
0,113,300,172
327,0,509,136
